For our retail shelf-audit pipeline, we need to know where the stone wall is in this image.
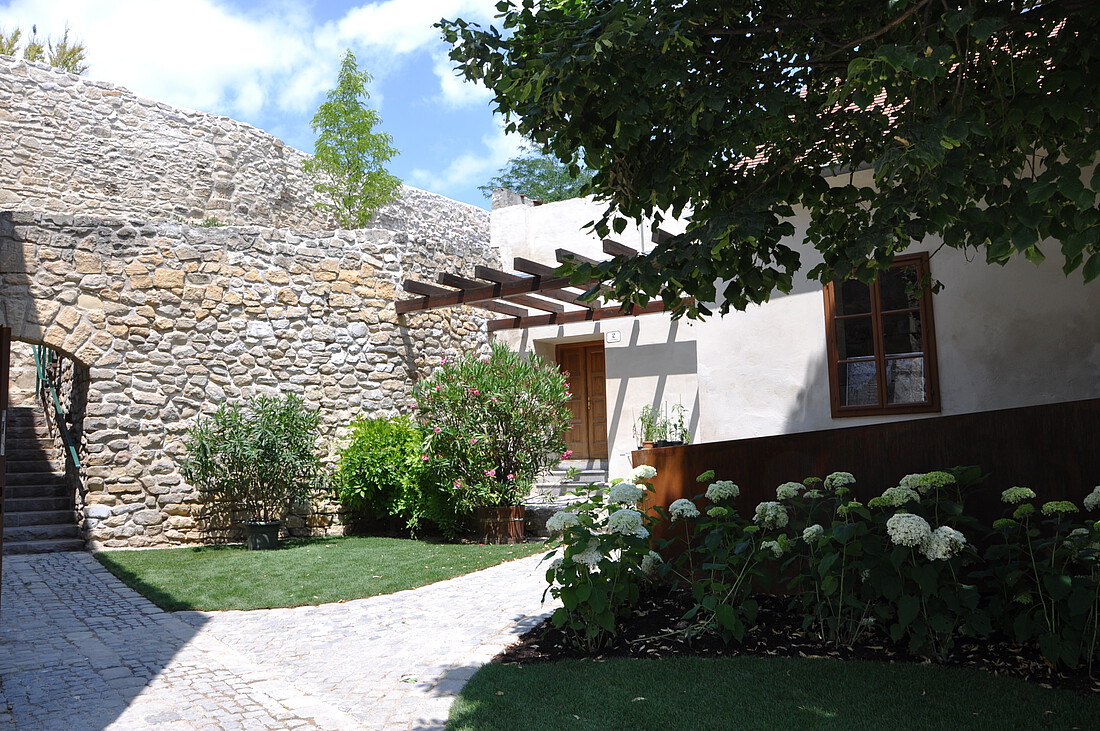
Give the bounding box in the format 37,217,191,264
0,200,496,548
0,54,330,230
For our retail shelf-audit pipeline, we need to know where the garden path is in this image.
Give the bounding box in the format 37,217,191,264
0,549,558,730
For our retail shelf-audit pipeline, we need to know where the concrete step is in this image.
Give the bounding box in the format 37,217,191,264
3,523,82,542
3,510,81,527
2,538,86,555
3,496,73,512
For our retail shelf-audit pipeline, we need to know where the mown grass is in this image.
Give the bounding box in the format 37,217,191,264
448,656,1100,731
95,536,545,611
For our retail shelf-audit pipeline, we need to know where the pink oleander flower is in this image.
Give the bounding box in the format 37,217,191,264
562,449,574,459
453,480,463,489
434,426,441,433
421,455,430,461
408,403,416,411
470,437,478,445
507,473,515,480
485,469,496,477
490,396,499,402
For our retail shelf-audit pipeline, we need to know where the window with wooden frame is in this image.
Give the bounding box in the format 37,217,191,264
823,252,940,417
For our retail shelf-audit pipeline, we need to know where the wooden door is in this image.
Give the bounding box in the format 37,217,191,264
557,342,608,459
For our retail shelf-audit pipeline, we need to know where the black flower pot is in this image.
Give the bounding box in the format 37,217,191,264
244,521,281,550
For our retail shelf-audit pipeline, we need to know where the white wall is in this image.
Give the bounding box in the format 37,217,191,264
493,195,1100,479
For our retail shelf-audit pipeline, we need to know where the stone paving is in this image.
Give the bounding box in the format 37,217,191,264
0,549,560,730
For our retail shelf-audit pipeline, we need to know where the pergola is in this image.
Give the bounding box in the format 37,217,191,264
395,232,686,331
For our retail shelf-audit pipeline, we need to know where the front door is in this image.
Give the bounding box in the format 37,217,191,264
557,342,608,460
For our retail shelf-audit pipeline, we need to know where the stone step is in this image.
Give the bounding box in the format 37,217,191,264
3,496,73,512
3,523,82,542
4,437,61,452
2,538,86,555
4,482,70,500
4,457,66,473
3,471,68,487
3,510,81,527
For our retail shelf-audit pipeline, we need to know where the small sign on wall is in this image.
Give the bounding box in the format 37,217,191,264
605,331,621,343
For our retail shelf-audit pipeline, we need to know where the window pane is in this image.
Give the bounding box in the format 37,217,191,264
836,279,872,315
886,357,926,404
882,312,923,355
879,264,921,311
836,316,874,359
839,360,879,406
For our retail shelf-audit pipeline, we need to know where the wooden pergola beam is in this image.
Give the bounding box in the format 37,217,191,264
556,248,602,267
486,300,681,332
602,239,639,258
396,273,584,314
438,272,565,313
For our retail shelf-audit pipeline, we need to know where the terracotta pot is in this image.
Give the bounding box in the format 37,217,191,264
475,505,526,544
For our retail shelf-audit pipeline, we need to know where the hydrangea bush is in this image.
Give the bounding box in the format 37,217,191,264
542,468,660,650
542,461,1100,670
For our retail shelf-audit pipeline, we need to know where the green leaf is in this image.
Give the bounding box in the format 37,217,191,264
1083,253,1100,283
1043,573,1073,601
897,594,920,628
972,17,1006,42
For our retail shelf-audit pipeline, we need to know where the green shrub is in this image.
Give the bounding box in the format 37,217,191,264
412,342,570,536
335,416,428,531
180,393,324,526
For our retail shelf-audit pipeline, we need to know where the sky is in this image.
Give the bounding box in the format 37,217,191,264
0,0,523,209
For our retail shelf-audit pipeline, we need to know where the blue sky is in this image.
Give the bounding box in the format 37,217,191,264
0,0,521,209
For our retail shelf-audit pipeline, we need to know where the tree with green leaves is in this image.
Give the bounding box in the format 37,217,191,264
480,148,593,202
1,25,88,74
441,1,1100,317
303,50,401,228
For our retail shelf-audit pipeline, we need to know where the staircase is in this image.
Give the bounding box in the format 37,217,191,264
525,459,609,536
3,404,84,554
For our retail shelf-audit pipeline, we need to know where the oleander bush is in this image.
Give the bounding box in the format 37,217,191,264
543,465,1100,672
412,342,570,539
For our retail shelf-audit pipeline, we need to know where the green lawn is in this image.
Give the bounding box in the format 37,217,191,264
95,536,545,611
448,656,1100,731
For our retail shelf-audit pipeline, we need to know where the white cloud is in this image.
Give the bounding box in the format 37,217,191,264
331,0,495,56
432,48,492,108
407,122,525,196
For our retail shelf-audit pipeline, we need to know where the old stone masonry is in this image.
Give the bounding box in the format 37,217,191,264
0,54,501,547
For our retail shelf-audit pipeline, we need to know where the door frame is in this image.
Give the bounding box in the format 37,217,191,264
556,340,608,460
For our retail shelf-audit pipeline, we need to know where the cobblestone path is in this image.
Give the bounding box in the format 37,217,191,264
0,550,558,730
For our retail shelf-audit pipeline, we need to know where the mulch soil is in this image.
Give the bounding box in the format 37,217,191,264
495,584,1100,696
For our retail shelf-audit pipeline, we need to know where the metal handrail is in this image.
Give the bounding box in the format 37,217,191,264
33,345,81,469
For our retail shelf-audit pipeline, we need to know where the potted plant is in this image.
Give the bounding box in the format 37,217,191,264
181,393,324,549
412,342,570,543
635,402,692,448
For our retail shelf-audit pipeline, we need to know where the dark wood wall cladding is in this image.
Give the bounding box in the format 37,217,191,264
635,398,1100,527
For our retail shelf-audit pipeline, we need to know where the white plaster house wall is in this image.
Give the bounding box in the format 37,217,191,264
494,194,1100,478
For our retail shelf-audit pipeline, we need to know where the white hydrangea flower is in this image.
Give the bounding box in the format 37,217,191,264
628,465,658,484
1063,527,1092,549
607,508,645,536
879,486,921,506
824,471,856,490
761,539,784,558
1084,486,1100,512
803,524,825,542
669,498,700,521
705,480,740,502
776,482,803,500
545,510,579,533
754,501,789,529
920,525,967,560
1001,486,1036,504
887,513,933,547
572,540,603,568
609,483,646,505
898,474,922,489
640,551,663,577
